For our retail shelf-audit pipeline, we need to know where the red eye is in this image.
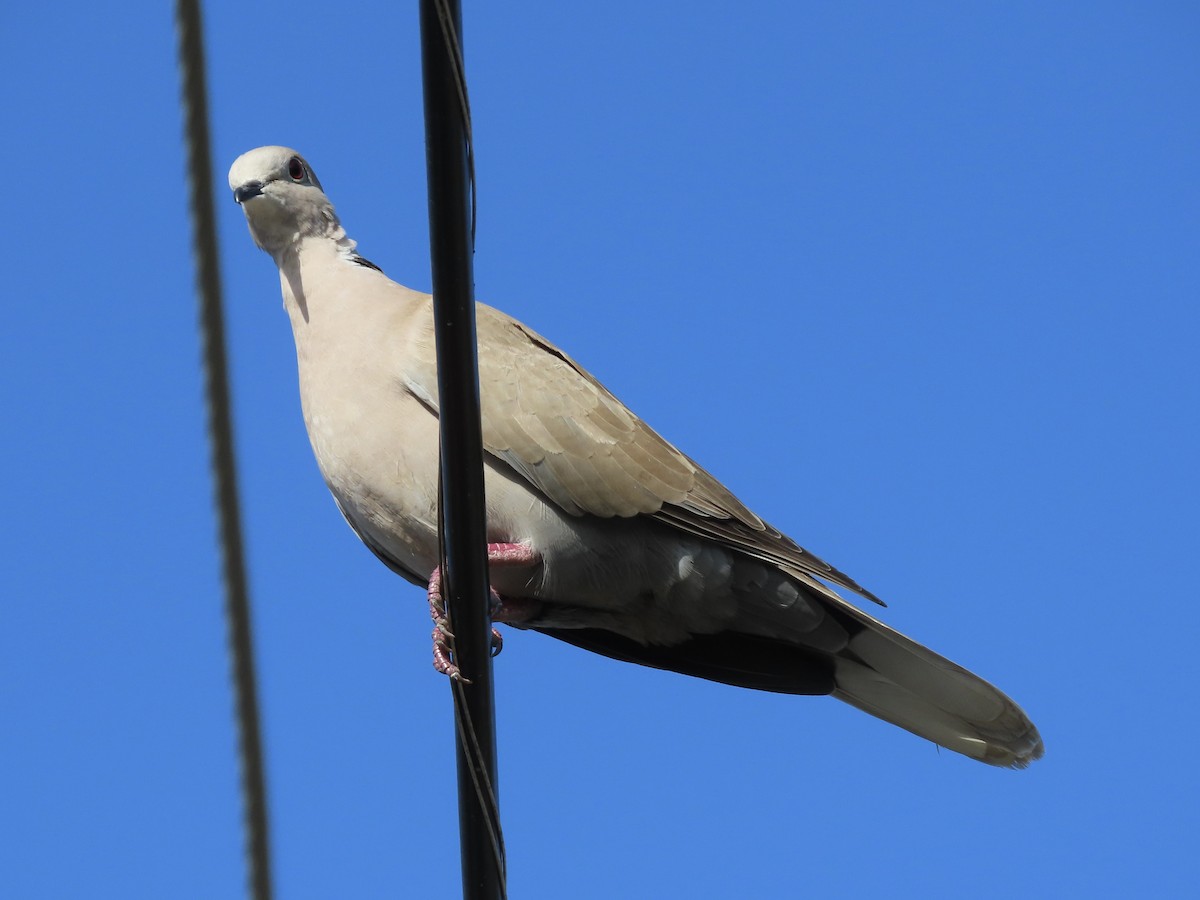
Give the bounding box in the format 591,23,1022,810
287,157,305,181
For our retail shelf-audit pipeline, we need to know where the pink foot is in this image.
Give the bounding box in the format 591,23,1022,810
427,542,541,681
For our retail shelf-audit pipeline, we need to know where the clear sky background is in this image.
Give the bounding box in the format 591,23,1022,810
3,2,1197,898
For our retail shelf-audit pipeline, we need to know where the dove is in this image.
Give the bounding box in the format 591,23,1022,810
229,145,1043,767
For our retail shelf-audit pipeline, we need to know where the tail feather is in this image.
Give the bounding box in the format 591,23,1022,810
534,578,1044,767
830,608,1043,768
833,659,1041,767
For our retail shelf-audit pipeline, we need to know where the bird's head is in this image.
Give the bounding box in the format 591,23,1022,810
228,146,340,258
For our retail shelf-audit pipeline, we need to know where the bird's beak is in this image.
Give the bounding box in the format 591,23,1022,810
233,181,264,204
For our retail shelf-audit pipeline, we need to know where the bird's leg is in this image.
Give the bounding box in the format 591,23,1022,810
484,543,543,657
426,564,459,679
428,542,542,680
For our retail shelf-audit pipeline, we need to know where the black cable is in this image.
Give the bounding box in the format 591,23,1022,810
175,3,274,898
420,1,507,897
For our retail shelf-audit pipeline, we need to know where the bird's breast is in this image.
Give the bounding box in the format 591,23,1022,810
291,301,444,581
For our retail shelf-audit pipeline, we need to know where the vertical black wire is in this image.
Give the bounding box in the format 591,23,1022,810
420,1,506,898
175,3,273,899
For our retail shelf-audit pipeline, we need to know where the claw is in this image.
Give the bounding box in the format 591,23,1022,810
432,627,471,683
425,542,541,678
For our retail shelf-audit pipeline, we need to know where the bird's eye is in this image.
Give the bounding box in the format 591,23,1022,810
287,157,306,182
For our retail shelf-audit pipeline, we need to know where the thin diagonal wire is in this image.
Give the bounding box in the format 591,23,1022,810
437,484,507,895
430,72,507,900
175,3,273,899
452,679,507,890
421,0,506,896
432,0,476,243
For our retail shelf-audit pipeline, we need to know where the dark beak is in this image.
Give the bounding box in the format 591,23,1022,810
233,181,264,204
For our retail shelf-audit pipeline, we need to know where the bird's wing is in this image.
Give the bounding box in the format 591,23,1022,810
403,300,882,606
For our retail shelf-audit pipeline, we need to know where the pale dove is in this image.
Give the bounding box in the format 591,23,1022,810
229,145,1043,768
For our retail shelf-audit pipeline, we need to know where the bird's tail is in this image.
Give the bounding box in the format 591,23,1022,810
535,577,1043,767
827,603,1043,768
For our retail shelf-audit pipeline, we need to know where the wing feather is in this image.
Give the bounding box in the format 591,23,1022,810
404,301,883,605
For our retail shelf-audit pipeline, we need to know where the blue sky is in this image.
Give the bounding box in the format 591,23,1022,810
3,2,1197,897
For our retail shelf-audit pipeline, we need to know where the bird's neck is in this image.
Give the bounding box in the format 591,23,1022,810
277,237,339,326
276,233,386,331
264,206,358,263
